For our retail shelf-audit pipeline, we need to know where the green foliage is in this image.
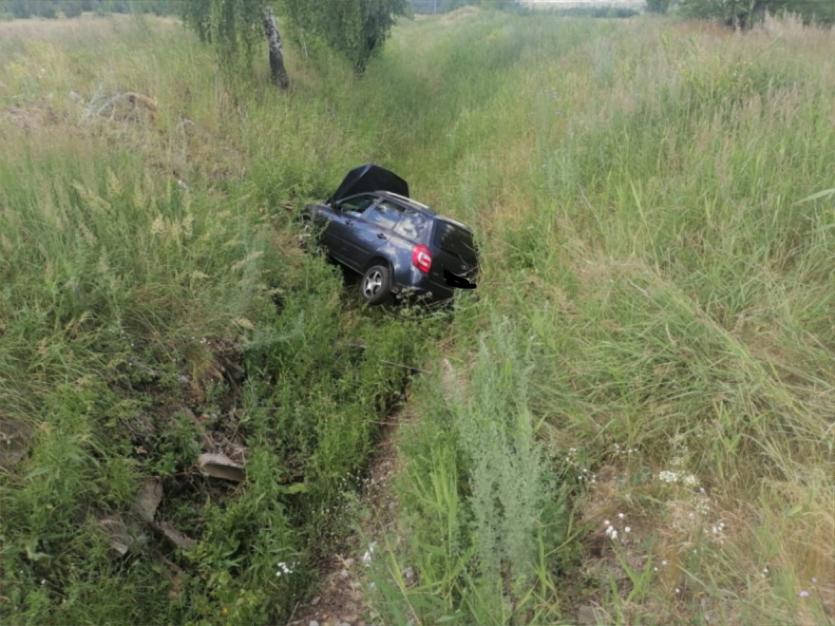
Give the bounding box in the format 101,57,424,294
678,0,835,27
0,0,178,18
646,0,672,14
284,0,408,72
410,0,476,14
182,0,408,78
1,8,834,626
355,10,832,625
0,17,435,624
182,0,266,76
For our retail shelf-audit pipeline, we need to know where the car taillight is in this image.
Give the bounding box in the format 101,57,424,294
411,244,432,273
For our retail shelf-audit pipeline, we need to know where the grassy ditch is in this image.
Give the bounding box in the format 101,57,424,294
1,9,833,626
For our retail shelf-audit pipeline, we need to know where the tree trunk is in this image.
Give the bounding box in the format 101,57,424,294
263,6,289,90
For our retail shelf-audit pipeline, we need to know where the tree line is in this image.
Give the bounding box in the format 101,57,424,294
0,0,176,19
182,0,408,88
648,0,835,27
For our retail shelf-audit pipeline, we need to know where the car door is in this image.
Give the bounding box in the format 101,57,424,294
341,200,404,270
324,194,376,264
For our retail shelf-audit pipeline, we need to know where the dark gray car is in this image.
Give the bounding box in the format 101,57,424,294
304,165,478,304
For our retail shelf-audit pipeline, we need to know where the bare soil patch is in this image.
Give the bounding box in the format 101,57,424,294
287,409,409,626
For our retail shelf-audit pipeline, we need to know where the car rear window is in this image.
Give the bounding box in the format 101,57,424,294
393,209,429,241
433,220,477,265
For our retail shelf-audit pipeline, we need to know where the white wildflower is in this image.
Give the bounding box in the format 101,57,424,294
799,590,810,598
658,469,699,486
682,473,699,487
362,541,377,566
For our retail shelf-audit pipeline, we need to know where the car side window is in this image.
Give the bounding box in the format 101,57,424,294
364,200,403,230
339,194,375,214
393,209,429,241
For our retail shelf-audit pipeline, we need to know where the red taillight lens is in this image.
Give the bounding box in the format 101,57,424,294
411,244,432,273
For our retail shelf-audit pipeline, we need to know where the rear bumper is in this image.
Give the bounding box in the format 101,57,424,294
393,267,454,302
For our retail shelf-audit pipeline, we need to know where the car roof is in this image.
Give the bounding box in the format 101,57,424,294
344,190,472,233
435,215,473,233
376,192,474,234
375,191,436,216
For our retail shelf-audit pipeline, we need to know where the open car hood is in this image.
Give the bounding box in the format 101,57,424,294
327,164,409,205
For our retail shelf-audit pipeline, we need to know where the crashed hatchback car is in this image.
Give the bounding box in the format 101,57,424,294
303,164,478,305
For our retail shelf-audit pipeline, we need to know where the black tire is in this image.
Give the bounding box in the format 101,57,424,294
360,264,393,305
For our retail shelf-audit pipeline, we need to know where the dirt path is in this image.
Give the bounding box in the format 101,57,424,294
287,410,409,626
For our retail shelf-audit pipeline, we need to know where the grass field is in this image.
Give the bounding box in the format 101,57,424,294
1,9,833,626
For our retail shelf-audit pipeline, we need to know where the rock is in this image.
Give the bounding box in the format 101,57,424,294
99,515,138,556
155,521,196,550
308,621,319,626
197,452,245,482
0,418,30,469
577,604,603,625
133,477,162,522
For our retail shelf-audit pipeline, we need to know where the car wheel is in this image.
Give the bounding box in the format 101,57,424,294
360,264,392,305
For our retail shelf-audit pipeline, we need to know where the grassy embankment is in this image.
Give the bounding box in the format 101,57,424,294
0,14,439,625
367,11,835,626
1,9,833,626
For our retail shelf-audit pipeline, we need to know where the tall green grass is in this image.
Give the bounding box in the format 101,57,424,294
0,15,436,625
362,12,834,626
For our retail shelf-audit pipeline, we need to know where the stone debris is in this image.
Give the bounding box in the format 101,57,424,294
197,452,245,482
155,521,197,550
0,418,30,469
133,477,163,522
99,515,139,556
